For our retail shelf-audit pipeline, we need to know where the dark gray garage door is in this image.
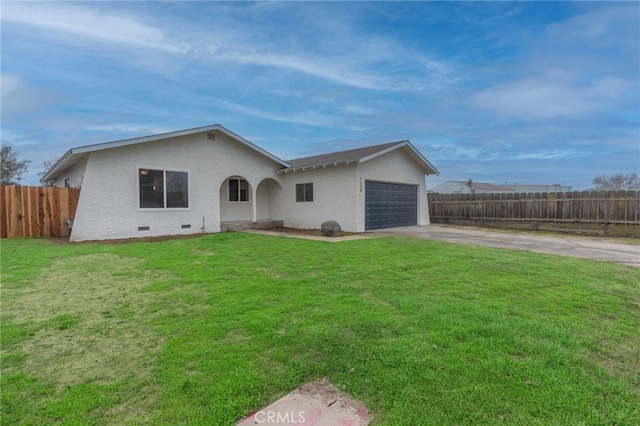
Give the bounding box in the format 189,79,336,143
365,181,418,230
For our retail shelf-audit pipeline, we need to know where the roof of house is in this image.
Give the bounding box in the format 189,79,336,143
279,140,439,175
40,124,289,183
40,125,439,183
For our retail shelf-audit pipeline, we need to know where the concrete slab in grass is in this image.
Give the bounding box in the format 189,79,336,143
237,378,372,426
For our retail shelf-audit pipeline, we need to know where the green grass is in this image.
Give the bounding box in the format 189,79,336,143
1,233,639,425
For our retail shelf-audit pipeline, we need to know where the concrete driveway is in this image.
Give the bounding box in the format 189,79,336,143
373,224,640,267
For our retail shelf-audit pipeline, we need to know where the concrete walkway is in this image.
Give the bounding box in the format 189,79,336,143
373,225,640,267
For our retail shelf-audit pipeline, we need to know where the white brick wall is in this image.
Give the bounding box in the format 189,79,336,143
68,132,284,241
357,147,431,230
277,164,359,231
59,133,431,240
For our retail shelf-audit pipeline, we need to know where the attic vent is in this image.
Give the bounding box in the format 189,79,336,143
207,132,216,140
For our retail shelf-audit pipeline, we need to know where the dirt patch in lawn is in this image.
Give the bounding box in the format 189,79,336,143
2,253,173,389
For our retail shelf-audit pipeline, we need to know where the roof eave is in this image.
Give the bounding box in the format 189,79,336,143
359,141,439,175
214,126,290,168
276,160,354,174
358,141,408,163
39,148,75,183
40,124,290,182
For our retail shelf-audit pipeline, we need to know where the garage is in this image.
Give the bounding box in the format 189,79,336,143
365,180,418,230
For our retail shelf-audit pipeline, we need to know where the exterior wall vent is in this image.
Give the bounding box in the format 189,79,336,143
138,226,150,231
181,224,191,229
207,132,216,140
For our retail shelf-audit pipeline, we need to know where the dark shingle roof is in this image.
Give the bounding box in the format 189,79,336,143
285,141,405,169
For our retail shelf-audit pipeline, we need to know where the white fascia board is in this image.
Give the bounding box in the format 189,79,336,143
42,125,225,183
71,124,223,155
359,141,440,175
214,126,290,167
358,141,409,163
276,162,348,174
39,148,75,183
40,124,291,183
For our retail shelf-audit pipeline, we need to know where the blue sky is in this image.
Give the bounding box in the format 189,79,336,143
2,1,638,189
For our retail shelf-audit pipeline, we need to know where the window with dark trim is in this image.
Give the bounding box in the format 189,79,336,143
229,178,249,202
139,168,189,209
296,183,313,202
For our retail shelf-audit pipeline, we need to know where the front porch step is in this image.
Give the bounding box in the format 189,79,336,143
221,220,284,232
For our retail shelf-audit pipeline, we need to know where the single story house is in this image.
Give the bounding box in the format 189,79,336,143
41,124,439,241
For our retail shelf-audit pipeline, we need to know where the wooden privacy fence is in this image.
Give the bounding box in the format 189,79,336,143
1,185,80,238
428,191,640,234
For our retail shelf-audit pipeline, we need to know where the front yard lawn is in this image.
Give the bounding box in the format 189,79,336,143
1,233,639,424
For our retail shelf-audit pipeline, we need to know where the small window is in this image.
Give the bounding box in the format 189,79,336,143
139,168,189,209
229,178,249,202
166,171,189,208
296,183,313,202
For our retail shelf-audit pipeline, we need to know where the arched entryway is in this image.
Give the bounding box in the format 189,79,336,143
219,176,284,231
255,178,283,221
219,175,253,222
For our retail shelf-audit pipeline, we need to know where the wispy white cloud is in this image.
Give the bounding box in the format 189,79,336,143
469,77,627,119
512,150,589,161
199,40,455,93
463,4,638,122
0,128,27,144
341,105,378,115
426,143,484,161
455,2,524,25
1,74,65,118
1,74,23,97
2,2,455,93
1,2,187,53
214,49,382,90
546,3,639,43
217,98,336,127
84,124,173,135
426,139,591,164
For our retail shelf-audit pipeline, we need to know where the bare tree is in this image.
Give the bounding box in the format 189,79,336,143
1,142,31,185
37,158,60,186
466,179,476,195
592,173,640,191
